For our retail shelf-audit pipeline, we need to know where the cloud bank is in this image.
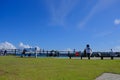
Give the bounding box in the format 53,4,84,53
113,46,120,52
35,46,40,51
0,42,40,50
66,48,73,51
0,42,16,49
19,42,32,49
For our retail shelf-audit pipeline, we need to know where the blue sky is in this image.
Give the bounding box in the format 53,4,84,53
0,0,120,51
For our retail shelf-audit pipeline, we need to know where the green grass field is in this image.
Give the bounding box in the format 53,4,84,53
0,56,120,80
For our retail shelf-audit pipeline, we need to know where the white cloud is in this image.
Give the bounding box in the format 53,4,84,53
0,42,16,49
35,46,40,51
46,0,79,26
113,46,120,52
66,48,73,51
78,0,119,28
114,19,120,25
0,42,41,50
19,42,32,49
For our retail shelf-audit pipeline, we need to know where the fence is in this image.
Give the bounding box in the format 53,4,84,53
0,48,120,58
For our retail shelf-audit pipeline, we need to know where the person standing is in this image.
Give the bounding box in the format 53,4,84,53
4,50,7,56
68,51,71,59
110,49,114,60
21,49,26,57
85,44,92,60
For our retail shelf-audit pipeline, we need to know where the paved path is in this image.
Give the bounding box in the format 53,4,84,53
95,73,120,80
57,57,120,60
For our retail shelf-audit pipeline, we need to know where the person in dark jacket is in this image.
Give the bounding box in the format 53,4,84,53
21,49,26,57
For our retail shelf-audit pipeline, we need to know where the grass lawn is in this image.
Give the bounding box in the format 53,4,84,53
0,56,120,80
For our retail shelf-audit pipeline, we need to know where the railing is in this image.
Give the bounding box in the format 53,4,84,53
0,49,120,59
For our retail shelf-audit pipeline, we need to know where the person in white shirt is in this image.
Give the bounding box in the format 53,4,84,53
85,44,92,59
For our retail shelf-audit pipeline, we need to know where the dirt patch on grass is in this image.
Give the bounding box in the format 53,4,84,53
0,70,8,75
0,70,18,76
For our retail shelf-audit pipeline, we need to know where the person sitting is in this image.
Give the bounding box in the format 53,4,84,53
28,53,31,57
75,52,80,57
